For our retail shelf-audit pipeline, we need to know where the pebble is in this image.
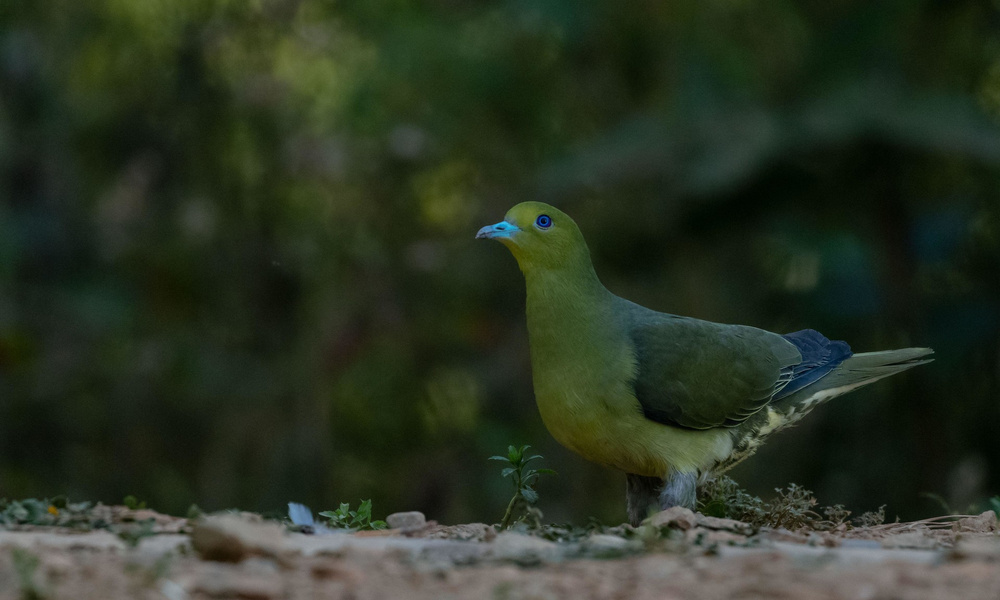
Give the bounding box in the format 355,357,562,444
644,507,698,530
386,511,427,530
953,511,999,534
584,534,633,558
190,515,285,562
696,514,754,535
417,523,497,542
490,532,561,564
881,531,939,550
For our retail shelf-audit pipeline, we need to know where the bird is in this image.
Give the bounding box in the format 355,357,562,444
476,201,933,526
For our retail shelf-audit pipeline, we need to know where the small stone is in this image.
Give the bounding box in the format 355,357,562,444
122,508,162,522
190,515,285,562
386,511,427,531
415,523,497,542
881,531,939,550
584,534,632,558
687,528,748,546
644,506,698,530
120,508,189,533
761,528,811,544
490,532,560,564
695,514,754,535
952,511,999,534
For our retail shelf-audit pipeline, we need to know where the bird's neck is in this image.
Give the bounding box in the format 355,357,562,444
524,260,607,309
520,262,635,443
522,264,620,359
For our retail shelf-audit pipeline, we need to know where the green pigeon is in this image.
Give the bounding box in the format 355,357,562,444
477,201,933,526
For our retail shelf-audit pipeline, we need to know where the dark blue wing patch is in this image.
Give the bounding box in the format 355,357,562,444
774,329,852,400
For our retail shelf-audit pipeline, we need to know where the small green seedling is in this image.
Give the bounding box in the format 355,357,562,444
319,500,387,531
186,504,204,520
123,495,147,510
490,444,556,530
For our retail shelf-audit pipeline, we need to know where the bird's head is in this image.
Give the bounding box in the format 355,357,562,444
476,202,591,273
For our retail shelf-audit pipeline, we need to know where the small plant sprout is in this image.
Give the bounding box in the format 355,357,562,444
318,500,387,531
490,444,556,530
123,495,147,510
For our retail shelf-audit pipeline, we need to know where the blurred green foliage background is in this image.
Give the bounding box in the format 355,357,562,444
1,0,998,525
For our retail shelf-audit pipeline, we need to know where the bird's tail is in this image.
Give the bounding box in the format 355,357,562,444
774,347,934,411
713,347,933,475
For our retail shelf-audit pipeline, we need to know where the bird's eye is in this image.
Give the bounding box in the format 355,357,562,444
536,214,552,229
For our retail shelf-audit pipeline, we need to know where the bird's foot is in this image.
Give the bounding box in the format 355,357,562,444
626,470,698,526
625,473,663,527
659,470,697,511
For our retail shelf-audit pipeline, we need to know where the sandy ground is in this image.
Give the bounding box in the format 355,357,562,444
1,507,998,600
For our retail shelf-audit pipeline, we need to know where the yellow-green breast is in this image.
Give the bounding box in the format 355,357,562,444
523,269,733,477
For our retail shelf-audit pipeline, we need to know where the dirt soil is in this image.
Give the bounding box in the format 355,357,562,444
1,507,998,600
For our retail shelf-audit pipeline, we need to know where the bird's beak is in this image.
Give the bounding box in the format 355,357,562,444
475,220,521,240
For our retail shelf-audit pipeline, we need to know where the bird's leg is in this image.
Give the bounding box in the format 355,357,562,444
659,470,697,511
625,473,663,527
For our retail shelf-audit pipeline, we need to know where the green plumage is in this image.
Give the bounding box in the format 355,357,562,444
627,312,801,429
477,201,932,525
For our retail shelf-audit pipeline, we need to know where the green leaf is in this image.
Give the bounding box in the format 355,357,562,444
186,504,204,520
488,456,509,462
7,501,28,522
521,488,539,504
535,469,557,476
20,499,49,523
123,495,146,510
700,499,728,519
320,499,383,530
319,510,343,527
500,467,516,478
919,492,952,515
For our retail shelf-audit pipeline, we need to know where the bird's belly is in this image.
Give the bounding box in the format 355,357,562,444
534,385,734,478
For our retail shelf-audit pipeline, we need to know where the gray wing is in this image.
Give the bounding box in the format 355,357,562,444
628,315,802,430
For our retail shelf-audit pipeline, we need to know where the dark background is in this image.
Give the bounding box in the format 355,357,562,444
1,0,998,525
